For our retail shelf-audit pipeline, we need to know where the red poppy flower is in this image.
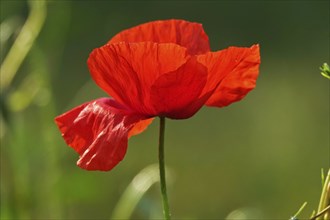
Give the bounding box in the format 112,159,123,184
55,19,260,171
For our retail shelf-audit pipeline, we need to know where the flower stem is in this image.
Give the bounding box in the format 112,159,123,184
158,116,171,219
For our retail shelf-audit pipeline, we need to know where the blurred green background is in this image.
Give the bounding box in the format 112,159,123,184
1,0,329,219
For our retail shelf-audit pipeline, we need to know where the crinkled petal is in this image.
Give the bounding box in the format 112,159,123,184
54,98,150,171
197,44,260,107
150,57,208,119
108,19,210,55
87,42,193,116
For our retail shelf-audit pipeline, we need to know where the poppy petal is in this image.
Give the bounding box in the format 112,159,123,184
150,57,208,119
54,98,149,171
108,19,210,55
87,42,192,116
128,118,154,137
197,44,260,107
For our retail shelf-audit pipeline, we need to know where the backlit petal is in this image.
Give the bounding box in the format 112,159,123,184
150,57,208,119
128,118,154,137
54,98,150,171
87,42,191,116
197,44,260,107
108,19,210,55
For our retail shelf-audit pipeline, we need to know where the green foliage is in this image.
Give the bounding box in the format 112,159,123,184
320,63,330,79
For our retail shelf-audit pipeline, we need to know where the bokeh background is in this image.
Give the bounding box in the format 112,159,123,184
1,0,329,219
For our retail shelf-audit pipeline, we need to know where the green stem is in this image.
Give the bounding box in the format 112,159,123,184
158,116,171,219
291,201,307,219
311,205,330,220
316,169,330,220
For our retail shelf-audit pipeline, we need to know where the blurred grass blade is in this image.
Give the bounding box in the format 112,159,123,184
111,164,169,219
289,202,307,220
310,210,316,219
0,16,22,51
321,168,325,188
311,206,330,220
0,0,46,92
226,207,264,219
8,73,42,111
315,169,330,220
